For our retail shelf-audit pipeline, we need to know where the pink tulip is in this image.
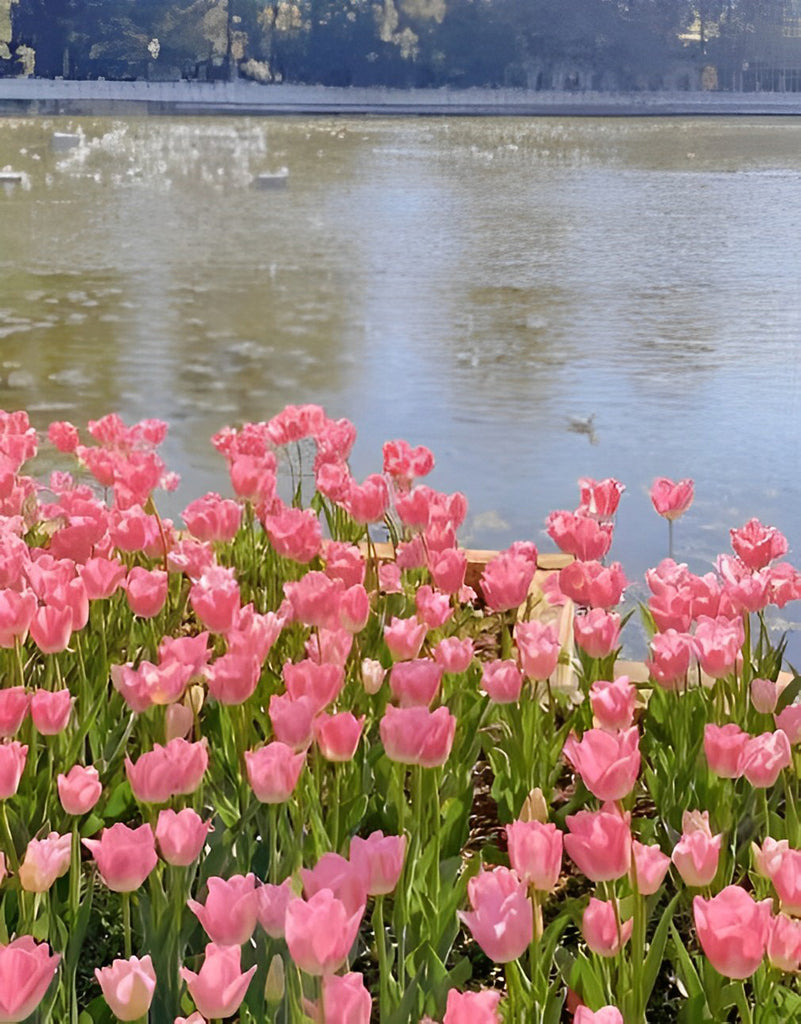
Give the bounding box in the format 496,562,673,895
389,659,444,708
384,616,427,662
703,723,749,779
443,988,502,1024
180,943,256,1019
413,585,452,630
78,556,127,601
479,544,538,613
590,677,636,732
645,629,697,690
0,741,27,799
730,518,788,571
283,660,344,713
433,636,474,675
577,477,625,519
650,477,694,520
694,616,744,679
206,651,261,705
514,620,561,681
183,492,241,543
18,832,71,893
57,764,102,815
29,604,73,654
301,853,368,917
480,659,524,703
285,889,364,975
740,730,792,788
227,607,282,663
30,689,72,735
0,688,28,738
693,885,772,978
379,705,456,767
263,505,322,563
506,820,563,892
378,562,403,593
0,935,60,1022
582,898,633,956
630,840,671,896
344,474,389,524
767,913,801,972
189,565,241,634
574,1007,624,1024
349,831,406,896
339,584,370,634
245,743,306,803
269,694,316,751
125,738,208,803
188,874,259,947
95,955,156,1021
672,812,723,887
559,560,627,610
256,878,294,938
648,585,693,633
83,823,157,892
321,972,372,1024
429,547,467,595
458,867,532,963
771,848,801,915
751,678,779,715
751,836,788,882
775,704,801,745
546,510,613,562
383,439,435,488
322,541,365,588
125,567,168,618
314,712,364,762
564,804,631,882
563,726,640,802
574,608,622,659
156,809,211,867
0,588,36,648
305,627,352,668
283,572,343,631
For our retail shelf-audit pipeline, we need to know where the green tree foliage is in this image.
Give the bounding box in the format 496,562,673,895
8,0,801,87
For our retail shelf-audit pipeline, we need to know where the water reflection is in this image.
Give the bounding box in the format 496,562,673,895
0,114,800,645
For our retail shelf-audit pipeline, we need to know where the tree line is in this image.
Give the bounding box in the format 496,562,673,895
3,0,801,91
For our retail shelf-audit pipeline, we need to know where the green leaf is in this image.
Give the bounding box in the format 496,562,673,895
642,893,680,1005
568,950,606,1009
669,921,705,1003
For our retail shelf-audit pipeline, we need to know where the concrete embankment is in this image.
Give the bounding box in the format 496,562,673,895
3,78,801,117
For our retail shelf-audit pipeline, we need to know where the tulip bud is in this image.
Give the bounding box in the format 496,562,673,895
186,684,205,716
751,677,778,715
519,787,548,824
361,658,385,695
264,954,285,1004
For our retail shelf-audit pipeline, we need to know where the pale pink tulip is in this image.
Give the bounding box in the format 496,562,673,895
693,885,772,979
458,867,532,963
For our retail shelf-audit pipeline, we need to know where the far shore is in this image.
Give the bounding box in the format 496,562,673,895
3,78,801,117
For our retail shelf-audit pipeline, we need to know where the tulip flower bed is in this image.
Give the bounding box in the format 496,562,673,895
0,405,799,1024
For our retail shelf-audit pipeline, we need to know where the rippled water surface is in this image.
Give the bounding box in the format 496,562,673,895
1,113,801,620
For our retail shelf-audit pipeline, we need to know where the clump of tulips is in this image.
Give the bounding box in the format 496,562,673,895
0,406,794,1022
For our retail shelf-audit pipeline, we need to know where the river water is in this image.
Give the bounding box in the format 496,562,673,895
1,113,800,632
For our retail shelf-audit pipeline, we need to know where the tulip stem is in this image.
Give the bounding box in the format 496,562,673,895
122,891,132,959
0,800,17,873
373,894,390,1019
